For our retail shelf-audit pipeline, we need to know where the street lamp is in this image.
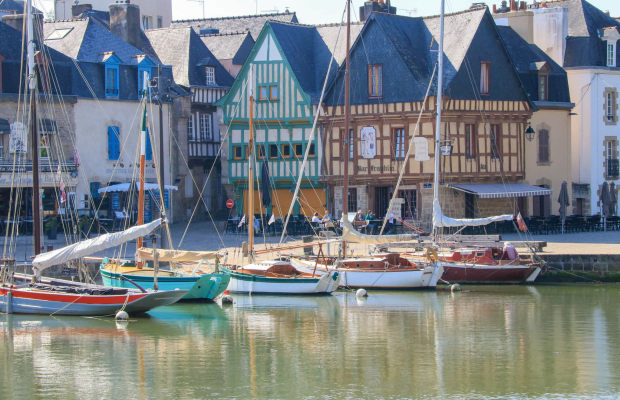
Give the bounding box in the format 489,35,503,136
525,122,535,142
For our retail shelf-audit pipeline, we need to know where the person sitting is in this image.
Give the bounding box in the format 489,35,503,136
365,210,375,234
356,209,364,222
312,212,322,224
503,242,518,260
386,211,395,234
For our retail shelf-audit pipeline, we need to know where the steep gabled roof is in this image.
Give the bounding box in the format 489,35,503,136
200,31,255,64
171,12,298,39
145,26,234,88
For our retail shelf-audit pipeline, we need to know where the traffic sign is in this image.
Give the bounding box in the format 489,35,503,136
226,199,234,209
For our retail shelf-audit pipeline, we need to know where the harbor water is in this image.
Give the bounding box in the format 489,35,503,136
1,285,619,399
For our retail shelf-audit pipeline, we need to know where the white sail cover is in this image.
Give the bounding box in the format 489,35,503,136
98,182,178,193
342,218,416,245
432,199,513,228
137,248,219,262
32,219,163,274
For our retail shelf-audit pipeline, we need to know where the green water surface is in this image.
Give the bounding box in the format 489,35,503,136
1,285,619,399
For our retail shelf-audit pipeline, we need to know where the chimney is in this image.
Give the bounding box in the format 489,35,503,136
520,1,526,10
605,10,610,16
510,0,517,11
359,0,397,22
109,2,142,50
493,4,497,12
1,13,43,41
72,4,93,19
541,2,547,8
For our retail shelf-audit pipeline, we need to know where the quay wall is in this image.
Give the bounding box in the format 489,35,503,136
538,254,620,282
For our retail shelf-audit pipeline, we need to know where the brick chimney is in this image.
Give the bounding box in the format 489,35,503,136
109,2,142,50
359,0,397,22
510,0,517,11
72,4,93,19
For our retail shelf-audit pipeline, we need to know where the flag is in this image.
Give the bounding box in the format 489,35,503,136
238,214,245,227
268,214,275,225
56,164,61,178
60,191,66,204
60,181,65,192
517,212,528,232
74,149,79,166
261,160,271,207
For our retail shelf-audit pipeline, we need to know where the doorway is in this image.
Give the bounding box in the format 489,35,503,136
533,185,551,217
375,186,389,219
465,193,475,218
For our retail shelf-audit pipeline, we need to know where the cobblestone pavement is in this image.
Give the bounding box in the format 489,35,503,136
1,221,619,264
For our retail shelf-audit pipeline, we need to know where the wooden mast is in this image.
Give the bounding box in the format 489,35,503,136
432,0,445,241
27,0,41,256
137,72,148,267
342,0,351,257
248,65,255,255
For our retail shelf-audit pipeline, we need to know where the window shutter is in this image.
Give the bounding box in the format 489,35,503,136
146,127,153,160
538,129,549,163
108,126,120,160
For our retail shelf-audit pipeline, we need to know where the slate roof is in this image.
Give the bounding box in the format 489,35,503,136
497,25,571,103
145,27,234,89
199,31,255,64
267,21,363,103
0,0,42,14
533,0,620,67
172,12,298,39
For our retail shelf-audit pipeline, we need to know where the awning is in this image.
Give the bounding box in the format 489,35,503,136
39,119,57,134
98,182,178,193
0,119,9,134
449,183,552,199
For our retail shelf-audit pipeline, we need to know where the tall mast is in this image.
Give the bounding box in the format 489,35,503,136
137,72,148,265
342,0,351,256
27,0,41,256
157,64,166,250
248,64,255,255
432,0,445,239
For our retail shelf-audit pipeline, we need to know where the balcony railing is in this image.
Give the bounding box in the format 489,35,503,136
607,159,619,178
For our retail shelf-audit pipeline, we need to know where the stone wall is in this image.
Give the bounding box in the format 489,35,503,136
539,254,620,279
333,184,368,218
571,183,591,215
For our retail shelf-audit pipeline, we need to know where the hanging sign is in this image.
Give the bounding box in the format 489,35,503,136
9,122,27,154
360,126,376,159
414,137,430,161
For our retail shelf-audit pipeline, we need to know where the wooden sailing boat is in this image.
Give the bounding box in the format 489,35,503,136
0,0,188,315
99,72,230,301
220,65,339,295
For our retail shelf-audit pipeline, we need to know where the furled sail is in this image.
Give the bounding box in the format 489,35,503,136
137,248,219,262
342,218,416,244
32,219,163,275
432,199,513,228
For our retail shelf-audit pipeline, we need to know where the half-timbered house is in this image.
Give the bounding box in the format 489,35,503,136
322,7,550,230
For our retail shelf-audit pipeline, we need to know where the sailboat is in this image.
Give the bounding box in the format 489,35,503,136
98,72,230,301
219,65,340,295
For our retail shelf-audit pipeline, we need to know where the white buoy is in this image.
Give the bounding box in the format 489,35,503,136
451,283,461,292
356,288,368,298
221,295,234,304
115,310,129,321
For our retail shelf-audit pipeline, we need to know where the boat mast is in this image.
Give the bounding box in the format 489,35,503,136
342,0,351,256
157,64,166,250
27,0,41,256
137,72,148,266
432,0,445,240
248,65,255,255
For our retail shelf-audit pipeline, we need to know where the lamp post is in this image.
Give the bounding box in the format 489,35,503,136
525,122,536,142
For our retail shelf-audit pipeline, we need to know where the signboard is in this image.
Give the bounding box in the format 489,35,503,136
9,122,27,154
390,198,404,219
360,126,377,159
111,193,121,210
414,137,430,161
226,199,234,209
154,190,170,210
0,172,78,187
423,183,432,189
144,193,152,222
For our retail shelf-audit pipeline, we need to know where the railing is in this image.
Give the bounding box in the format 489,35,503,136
608,159,619,178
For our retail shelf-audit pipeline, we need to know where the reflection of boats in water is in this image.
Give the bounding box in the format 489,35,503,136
231,293,341,310
334,291,439,311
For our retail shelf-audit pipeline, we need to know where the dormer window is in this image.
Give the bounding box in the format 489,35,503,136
205,67,215,86
480,62,490,94
99,52,122,99
608,42,616,67
138,68,151,97
539,74,547,101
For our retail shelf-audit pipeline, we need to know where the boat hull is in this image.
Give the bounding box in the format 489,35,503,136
0,287,187,316
100,267,230,301
223,269,340,294
290,258,443,289
440,264,542,284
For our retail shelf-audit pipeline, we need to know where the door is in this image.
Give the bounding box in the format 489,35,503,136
375,186,389,219
575,198,584,216
465,193,475,218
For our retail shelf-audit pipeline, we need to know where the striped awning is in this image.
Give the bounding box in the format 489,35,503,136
449,183,553,199
0,119,9,134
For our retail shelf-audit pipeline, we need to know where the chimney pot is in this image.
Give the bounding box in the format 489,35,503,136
510,0,517,11
493,4,497,12
541,2,547,8
520,1,526,10
605,10,610,16
72,4,93,19
109,3,142,50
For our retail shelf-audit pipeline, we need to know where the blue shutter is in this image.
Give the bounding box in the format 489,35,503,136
90,182,100,199
145,127,152,160
108,126,120,160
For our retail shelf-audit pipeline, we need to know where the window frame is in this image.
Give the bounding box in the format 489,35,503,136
281,144,291,158
480,62,490,95
538,129,550,163
187,115,195,142
607,92,614,122
259,86,268,101
233,145,242,160
105,65,119,97
257,144,266,159
393,128,405,160
490,124,501,159
368,65,383,98
465,124,476,159
347,187,358,213
269,144,279,159
107,126,121,161
308,143,316,157
138,68,151,98
294,143,303,157
347,129,354,160
269,85,279,100
205,67,216,86
199,113,212,141
40,134,51,159
607,42,616,67
538,74,547,101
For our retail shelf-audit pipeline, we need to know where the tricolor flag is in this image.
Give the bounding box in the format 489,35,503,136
268,214,275,225
60,191,66,204
517,212,528,232
56,164,61,178
74,149,79,166
238,214,245,227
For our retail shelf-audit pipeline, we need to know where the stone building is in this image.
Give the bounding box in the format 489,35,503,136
54,0,173,29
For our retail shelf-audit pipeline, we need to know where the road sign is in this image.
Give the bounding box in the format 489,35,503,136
226,199,234,209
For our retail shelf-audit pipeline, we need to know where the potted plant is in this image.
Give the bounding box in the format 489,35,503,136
79,215,92,239
45,218,59,240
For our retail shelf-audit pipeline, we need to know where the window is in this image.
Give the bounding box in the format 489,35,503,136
259,86,268,101
269,86,279,100
216,175,222,196
257,145,266,159
233,146,242,159
199,114,212,141
142,16,151,30
608,42,616,67
394,129,405,160
187,115,195,141
538,129,549,163
480,62,490,94
606,92,615,122
205,67,216,86
539,75,547,101
490,124,501,159
465,124,476,158
105,65,119,96
281,144,291,158
0,135,4,160
90,182,100,199
157,16,163,29
347,187,358,213
107,126,120,160
349,129,354,160
607,141,619,178
138,69,151,97
294,143,303,157
398,189,417,219
145,128,153,161
308,143,316,157
368,65,383,97
269,144,279,159
607,141,614,161
46,27,73,40
40,134,50,159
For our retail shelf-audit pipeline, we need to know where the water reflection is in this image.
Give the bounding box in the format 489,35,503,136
0,286,618,399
